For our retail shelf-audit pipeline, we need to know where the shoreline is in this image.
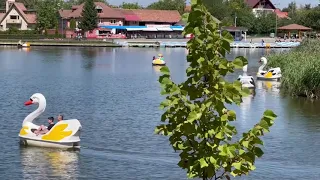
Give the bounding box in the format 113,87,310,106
0,38,301,48
0,41,122,47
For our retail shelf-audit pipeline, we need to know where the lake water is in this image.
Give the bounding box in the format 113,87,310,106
0,46,319,180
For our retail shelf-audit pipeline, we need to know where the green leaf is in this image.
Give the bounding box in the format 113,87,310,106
190,0,198,6
219,63,227,69
222,30,234,43
221,39,230,52
221,114,228,121
197,57,205,64
205,101,212,108
187,111,202,122
227,110,236,121
178,143,187,150
199,158,208,168
239,149,245,155
215,132,224,139
232,162,242,170
160,66,170,75
242,141,249,148
263,109,277,119
194,27,201,36
233,56,247,69
209,156,216,164
254,147,264,157
181,13,189,23
259,120,269,131
159,76,171,85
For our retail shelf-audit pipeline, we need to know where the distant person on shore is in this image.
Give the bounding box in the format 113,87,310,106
261,39,264,45
250,39,252,43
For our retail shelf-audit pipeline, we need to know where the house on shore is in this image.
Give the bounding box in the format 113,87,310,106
185,0,288,19
245,0,288,18
58,2,183,39
0,0,36,31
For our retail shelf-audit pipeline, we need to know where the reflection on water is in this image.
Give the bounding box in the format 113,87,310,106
239,92,255,121
20,147,79,180
256,80,281,94
18,48,31,52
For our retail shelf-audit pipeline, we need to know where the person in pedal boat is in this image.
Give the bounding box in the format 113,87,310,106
34,117,55,136
57,114,64,122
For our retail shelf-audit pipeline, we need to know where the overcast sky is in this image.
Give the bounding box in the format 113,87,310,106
107,0,318,9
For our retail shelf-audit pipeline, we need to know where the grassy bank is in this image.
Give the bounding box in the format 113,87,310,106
267,39,320,98
0,39,121,47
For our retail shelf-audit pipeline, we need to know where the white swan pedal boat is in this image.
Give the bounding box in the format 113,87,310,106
238,65,255,89
257,57,281,81
19,93,82,149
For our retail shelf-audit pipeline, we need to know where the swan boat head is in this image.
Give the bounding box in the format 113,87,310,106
23,93,46,126
259,57,267,64
19,93,82,148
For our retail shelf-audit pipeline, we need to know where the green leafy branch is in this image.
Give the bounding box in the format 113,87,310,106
155,0,277,179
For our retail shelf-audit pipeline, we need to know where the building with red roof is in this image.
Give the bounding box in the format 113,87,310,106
58,2,181,30
245,0,288,18
185,1,288,19
0,0,36,30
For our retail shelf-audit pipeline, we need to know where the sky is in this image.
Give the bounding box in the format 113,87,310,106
107,0,318,9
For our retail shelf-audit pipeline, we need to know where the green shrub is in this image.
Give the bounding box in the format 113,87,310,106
70,19,76,29
267,39,320,98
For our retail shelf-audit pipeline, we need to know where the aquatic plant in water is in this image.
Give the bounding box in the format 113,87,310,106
155,0,277,179
268,39,320,98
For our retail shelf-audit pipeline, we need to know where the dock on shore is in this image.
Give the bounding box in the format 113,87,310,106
0,39,301,48
114,40,301,48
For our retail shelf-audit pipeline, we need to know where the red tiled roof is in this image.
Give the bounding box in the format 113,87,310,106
124,14,140,21
59,10,73,19
278,24,312,30
116,9,140,21
274,9,288,19
120,9,181,23
15,2,27,11
25,14,36,24
245,0,276,9
60,2,124,19
59,2,181,23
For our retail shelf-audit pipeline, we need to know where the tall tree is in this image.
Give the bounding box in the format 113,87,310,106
119,2,142,9
156,0,277,179
202,0,230,22
147,0,186,14
35,0,61,32
78,0,98,32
